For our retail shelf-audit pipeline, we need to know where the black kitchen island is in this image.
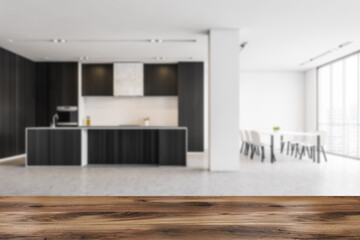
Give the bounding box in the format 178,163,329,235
26,126,187,166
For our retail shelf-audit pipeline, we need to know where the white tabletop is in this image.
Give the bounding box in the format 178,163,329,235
259,131,320,136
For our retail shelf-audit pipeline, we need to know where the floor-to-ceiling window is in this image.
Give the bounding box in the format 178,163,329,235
318,52,359,158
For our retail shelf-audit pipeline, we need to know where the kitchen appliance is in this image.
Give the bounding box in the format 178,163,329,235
56,106,78,127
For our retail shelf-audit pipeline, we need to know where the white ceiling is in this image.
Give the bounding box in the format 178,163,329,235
1,0,360,71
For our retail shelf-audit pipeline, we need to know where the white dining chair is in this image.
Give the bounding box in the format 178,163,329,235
244,130,252,156
290,134,306,158
284,135,295,155
239,130,246,154
298,131,327,162
249,131,268,162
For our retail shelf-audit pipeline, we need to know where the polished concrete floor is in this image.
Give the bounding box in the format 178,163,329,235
0,151,360,195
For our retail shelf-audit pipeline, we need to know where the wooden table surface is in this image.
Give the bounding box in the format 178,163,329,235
1,196,360,239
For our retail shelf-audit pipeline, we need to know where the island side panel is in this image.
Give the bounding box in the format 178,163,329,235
27,129,81,166
27,130,50,165
159,129,186,166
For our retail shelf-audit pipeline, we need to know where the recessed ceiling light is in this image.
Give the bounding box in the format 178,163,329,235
150,39,163,43
52,39,66,43
163,39,197,43
5,38,197,44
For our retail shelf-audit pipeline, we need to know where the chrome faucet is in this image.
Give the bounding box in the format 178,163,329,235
51,114,59,128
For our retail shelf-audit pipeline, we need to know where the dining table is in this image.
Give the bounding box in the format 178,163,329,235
259,131,322,164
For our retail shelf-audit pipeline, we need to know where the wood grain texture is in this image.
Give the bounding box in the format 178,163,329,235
82,64,113,96
34,63,50,126
0,47,36,158
35,62,78,126
48,62,78,119
27,130,81,165
144,64,178,96
0,197,360,239
88,130,151,164
88,129,185,165
178,62,204,152
159,130,186,165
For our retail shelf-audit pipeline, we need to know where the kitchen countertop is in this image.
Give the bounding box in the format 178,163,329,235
2,196,360,239
27,126,187,130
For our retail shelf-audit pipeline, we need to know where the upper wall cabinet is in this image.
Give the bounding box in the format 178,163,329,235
114,63,144,96
144,64,178,96
35,62,78,126
82,64,113,96
49,63,78,106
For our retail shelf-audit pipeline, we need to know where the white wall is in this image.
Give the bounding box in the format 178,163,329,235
305,69,317,132
209,29,240,171
82,97,178,126
239,72,305,132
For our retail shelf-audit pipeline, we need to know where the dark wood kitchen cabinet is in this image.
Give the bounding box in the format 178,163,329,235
49,63,78,106
88,129,186,165
144,64,177,96
82,64,113,96
158,130,186,165
27,129,81,166
0,47,36,158
35,62,78,126
88,130,158,165
35,63,50,126
48,63,78,123
178,62,204,152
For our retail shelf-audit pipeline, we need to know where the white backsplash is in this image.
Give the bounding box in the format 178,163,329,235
82,97,178,126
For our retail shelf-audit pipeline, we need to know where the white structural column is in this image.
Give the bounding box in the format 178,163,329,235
209,29,240,171
81,129,88,166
